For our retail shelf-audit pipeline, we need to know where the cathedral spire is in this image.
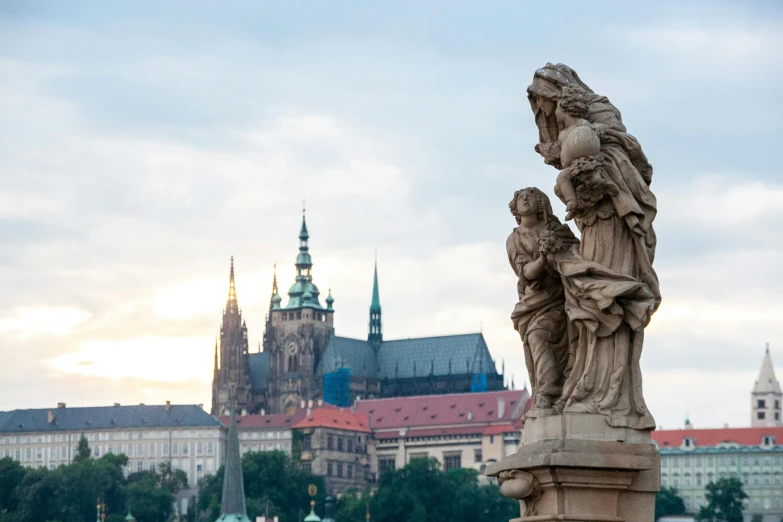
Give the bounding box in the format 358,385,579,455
213,339,218,373
368,256,382,346
226,256,239,315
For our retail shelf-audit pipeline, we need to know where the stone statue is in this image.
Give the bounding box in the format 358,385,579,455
511,63,661,430
508,187,656,427
489,63,662,522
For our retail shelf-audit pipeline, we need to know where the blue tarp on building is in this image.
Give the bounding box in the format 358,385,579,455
324,368,351,407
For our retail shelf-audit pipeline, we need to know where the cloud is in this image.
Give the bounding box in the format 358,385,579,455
48,336,213,383
0,307,92,339
1,0,782,434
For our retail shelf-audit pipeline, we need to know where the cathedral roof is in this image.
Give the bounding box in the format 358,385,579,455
317,333,498,380
753,347,781,395
248,352,270,392
317,337,377,378
378,333,495,379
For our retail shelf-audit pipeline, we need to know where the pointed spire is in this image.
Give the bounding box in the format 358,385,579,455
325,286,334,311
218,399,250,521
754,344,781,394
213,339,219,373
370,254,381,312
368,256,382,345
226,256,239,315
300,203,309,242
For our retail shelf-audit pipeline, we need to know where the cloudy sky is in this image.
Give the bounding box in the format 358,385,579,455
1,0,782,430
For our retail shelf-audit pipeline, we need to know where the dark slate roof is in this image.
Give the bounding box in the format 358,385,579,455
317,333,497,380
0,405,221,433
377,333,496,379
317,336,377,378
0,411,14,431
248,352,270,391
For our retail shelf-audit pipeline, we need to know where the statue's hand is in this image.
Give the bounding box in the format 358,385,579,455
625,214,645,237
591,122,608,138
535,142,562,169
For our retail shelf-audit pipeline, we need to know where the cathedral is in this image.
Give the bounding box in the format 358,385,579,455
211,211,505,416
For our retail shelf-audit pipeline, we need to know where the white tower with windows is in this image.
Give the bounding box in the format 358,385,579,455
751,344,782,427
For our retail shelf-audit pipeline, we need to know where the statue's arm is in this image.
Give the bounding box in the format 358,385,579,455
507,232,542,287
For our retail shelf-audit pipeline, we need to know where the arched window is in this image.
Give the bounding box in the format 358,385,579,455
287,354,298,373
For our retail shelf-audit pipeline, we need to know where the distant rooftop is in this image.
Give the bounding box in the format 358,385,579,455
293,405,371,433
353,389,530,432
0,404,221,433
653,426,783,448
218,409,309,430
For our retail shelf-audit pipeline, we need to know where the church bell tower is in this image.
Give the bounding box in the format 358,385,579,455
265,207,334,414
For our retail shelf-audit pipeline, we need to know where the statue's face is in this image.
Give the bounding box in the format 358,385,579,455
516,191,538,218
537,96,556,118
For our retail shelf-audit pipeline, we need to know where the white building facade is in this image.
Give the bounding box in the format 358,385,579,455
0,403,225,490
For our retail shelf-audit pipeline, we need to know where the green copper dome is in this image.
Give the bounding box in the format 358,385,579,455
303,507,321,522
284,209,324,310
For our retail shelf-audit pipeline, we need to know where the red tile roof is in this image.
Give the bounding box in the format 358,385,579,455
354,389,530,431
219,409,309,430
293,405,371,433
483,423,519,436
652,426,783,447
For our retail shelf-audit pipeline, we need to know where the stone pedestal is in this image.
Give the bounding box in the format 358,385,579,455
485,414,660,522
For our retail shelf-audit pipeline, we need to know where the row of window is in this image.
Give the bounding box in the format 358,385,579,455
280,311,327,322
315,434,365,454
663,473,783,488
662,454,783,467
326,460,360,479
757,411,781,421
680,495,783,513
0,430,217,445
239,431,291,441
239,443,290,454
3,441,217,462
756,399,781,410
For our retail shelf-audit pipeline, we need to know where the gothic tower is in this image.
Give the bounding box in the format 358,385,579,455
265,209,334,414
752,344,782,427
211,257,252,416
368,258,382,350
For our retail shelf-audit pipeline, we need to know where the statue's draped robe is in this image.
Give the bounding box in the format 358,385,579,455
566,101,659,429
507,224,569,403
524,64,661,429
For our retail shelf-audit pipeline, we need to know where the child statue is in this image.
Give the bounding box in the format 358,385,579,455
553,85,619,220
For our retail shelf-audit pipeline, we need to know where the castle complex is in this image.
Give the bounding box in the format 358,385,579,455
211,211,505,415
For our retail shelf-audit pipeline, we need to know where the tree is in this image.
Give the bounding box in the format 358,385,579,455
124,471,174,522
656,486,686,520
0,457,26,513
192,450,325,522
353,457,518,522
157,461,189,495
697,477,747,522
74,434,91,462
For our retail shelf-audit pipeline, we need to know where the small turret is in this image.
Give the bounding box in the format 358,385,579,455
325,288,334,311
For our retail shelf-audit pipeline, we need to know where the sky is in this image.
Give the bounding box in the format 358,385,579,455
1,0,782,430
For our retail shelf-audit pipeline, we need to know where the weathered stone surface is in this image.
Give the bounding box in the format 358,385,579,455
487,415,659,522
490,63,661,521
